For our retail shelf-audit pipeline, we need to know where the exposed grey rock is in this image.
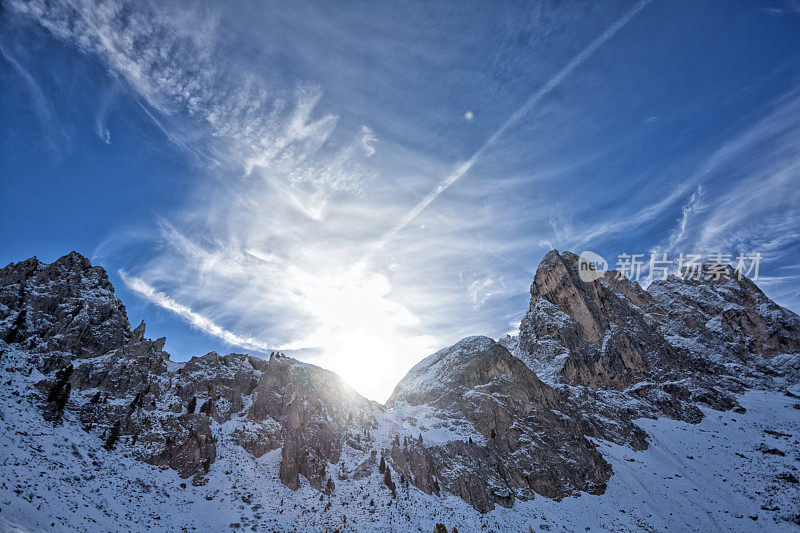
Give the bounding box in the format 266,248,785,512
246,354,376,490
648,263,800,363
512,250,800,452
516,251,800,391
0,252,131,357
517,250,681,389
386,336,611,512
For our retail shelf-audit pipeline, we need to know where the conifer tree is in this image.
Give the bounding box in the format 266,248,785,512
104,420,121,450
45,364,73,421
383,467,396,494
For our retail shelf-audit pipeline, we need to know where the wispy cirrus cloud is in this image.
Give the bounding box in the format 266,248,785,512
468,274,508,310
0,41,69,151
7,0,414,399
544,86,800,294
10,0,600,399
120,271,279,354
0,44,52,124
649,90,800,266
8,0,371,204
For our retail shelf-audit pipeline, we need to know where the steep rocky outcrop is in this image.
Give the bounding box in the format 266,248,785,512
514,251,800,391
0,253,376,487
386,336,610,511
517,250,681,389
0,252,131,356
509,250,800,449
649,263,800,363
245,354,377,490
0,252,615,513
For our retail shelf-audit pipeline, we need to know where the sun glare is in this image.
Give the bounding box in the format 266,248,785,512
292,262,435,402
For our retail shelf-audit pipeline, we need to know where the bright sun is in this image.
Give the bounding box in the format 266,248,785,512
292,262,435,403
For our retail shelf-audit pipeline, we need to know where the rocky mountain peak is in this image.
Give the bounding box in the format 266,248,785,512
515,249,800,388
386,335,536,407
0,251,131,356
387,335,610,511
649,262,800,362
507,249,800,450
519,249,678,388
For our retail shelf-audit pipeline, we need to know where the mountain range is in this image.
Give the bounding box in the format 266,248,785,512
1,250,798,531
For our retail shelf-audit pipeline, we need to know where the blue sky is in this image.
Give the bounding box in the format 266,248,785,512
2,0,800,401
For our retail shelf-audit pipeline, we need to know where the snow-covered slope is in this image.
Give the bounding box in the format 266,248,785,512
2,341,798,531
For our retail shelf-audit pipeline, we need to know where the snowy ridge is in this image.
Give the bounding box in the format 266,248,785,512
386,335,498,403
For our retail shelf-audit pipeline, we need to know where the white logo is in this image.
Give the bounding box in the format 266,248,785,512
578,250,607,282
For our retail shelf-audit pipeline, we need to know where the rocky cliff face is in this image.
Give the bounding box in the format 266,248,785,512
517,250,682,389
510,249,800,448
1,250,799,520
244,354,377,490
649,263,800,363
0,253,379,489
514,251,800,391
386,336,610,511
0,252,131,356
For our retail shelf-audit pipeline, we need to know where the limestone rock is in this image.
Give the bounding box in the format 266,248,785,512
649,263,800,362
386,336,611,512
0,252,131,356
517,250,680,389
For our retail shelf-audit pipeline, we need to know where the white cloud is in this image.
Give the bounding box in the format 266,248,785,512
653,90,800,260
0,42,69,150
468,274,508,309
120,272,279,353
11,0,659,403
